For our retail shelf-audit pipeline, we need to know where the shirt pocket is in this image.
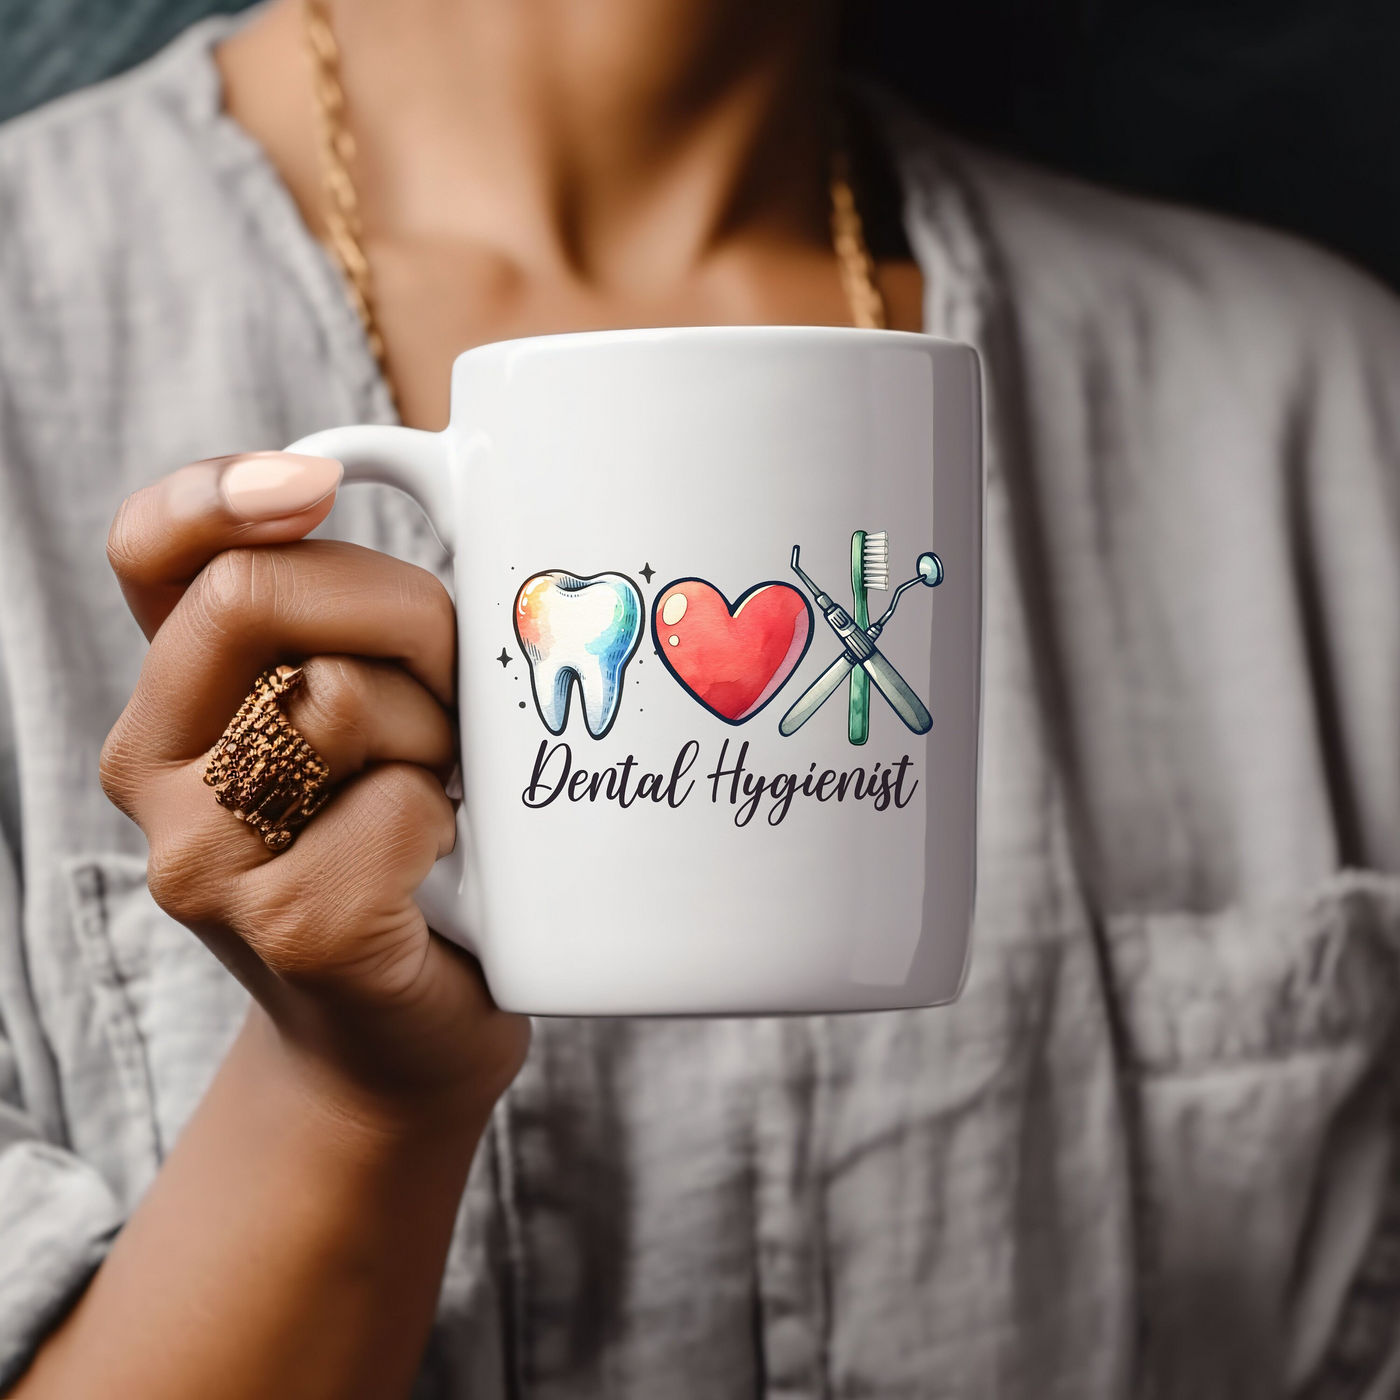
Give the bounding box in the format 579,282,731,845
1105,871,1400,1400
63,854,248,1207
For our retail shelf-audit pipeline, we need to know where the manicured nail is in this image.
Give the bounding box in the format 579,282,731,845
219,452,343,520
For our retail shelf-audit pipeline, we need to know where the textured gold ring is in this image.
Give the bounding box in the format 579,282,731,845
203,665,332,851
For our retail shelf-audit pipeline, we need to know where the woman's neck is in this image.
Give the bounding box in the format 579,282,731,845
219,0,921,427
224,0,836,288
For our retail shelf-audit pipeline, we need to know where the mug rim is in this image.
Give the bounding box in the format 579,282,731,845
452,323,969,370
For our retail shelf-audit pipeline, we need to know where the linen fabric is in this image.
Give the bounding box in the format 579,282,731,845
0,16,1398,1399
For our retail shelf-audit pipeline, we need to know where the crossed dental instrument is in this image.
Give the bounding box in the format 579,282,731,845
779,545,943,738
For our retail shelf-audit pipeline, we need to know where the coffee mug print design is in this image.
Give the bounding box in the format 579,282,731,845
514,570,644,739
651,579,813,725
513,532,946,741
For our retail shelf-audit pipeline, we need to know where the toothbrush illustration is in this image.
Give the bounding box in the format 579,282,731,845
779,545,943,738
848,529,889,744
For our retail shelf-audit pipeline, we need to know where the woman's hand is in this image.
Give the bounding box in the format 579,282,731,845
14,452,530,1400
99,450,529,1124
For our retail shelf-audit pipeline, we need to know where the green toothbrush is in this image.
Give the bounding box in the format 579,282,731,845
848,529,889,744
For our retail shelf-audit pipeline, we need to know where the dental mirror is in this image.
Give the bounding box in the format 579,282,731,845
868,549,944,633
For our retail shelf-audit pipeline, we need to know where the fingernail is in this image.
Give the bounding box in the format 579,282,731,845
219,452,343,520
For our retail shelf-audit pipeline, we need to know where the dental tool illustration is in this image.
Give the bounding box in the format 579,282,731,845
848,529,889,745
779,545,943,739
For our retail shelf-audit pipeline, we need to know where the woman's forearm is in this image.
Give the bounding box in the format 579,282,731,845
13,1007,484,1400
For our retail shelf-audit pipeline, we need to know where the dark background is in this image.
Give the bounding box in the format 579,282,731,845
3,0,1397,290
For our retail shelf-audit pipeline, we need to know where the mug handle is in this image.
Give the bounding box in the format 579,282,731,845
282,425,479,955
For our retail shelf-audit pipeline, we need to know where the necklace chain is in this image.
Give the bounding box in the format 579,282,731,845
303,0,888,411
830,144,888,332
305,0,385,368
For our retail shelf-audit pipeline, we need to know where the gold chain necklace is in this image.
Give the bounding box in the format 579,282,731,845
303,0,888,411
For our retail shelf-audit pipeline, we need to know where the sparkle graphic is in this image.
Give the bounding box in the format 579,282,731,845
497,649,513,667
639,562,656,584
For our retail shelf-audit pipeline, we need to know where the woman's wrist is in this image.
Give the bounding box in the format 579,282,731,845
239,1002,493,1164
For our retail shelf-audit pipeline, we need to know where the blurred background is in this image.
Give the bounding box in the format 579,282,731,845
2,0,1396,290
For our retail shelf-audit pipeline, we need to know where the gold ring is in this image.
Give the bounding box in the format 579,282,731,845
204,665,332,851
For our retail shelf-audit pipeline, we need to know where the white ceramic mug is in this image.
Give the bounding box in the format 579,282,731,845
288,325,982,1016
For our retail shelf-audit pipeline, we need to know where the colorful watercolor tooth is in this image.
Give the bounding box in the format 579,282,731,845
514,571,643,739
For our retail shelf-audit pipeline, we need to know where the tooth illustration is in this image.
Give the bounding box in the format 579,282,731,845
514,571,643,739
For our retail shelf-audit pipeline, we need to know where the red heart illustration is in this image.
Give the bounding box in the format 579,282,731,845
652,579,813,724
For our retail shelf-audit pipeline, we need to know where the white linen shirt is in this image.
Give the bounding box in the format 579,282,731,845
0,17,1398,1400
